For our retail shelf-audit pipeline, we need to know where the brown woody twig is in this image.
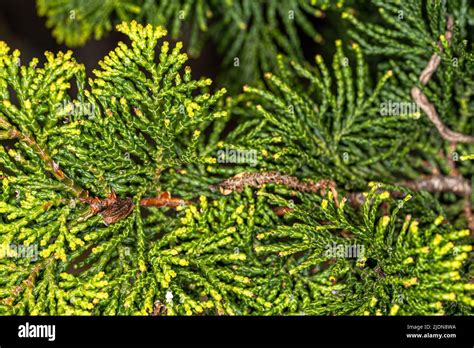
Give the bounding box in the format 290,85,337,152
210,171,339,207
81,191,190,225
411,16,474,144
410,15,474,236
0,116,87,197
403,175,471,197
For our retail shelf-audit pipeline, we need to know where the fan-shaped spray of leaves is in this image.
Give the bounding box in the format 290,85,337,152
36,0,346,90
225,41,420,188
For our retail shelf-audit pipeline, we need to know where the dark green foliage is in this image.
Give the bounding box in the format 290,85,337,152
257,185,473,315
342,0,474,230
37,0,143,47
225,43,419,188
0,0,473,316
36,0,346,90
344,0,474,138
211,0,332,89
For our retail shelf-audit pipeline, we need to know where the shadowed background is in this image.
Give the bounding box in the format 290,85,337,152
0,0,343,91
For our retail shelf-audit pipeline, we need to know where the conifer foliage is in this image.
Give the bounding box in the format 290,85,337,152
36,0,344,88
0,0,473,315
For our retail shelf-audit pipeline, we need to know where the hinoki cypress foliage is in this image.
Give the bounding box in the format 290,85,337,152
36,0,344,89
0,0,473,315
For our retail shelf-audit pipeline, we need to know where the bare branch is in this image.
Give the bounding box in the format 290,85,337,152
210,171,339,207
140,192,190,208
403,175,471,197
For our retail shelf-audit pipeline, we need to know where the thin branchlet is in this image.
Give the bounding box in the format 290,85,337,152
403,175,471,197
80,191,190,225
411,16,474,144
0,116,87,197
210,171,339,207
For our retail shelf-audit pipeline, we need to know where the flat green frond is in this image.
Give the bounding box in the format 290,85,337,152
256,185,474,315
226,44,420,188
